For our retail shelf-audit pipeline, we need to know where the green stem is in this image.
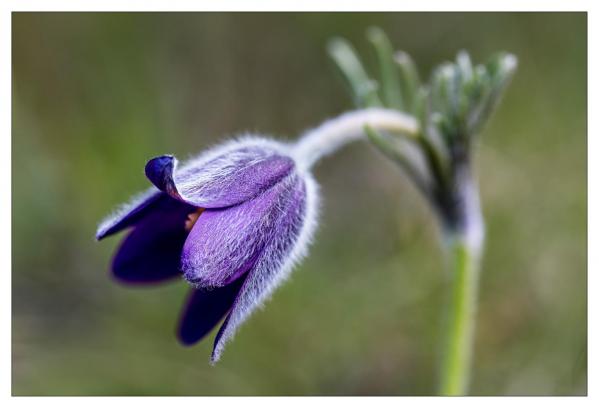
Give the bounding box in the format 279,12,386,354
437,165,485,396
438,228,483,395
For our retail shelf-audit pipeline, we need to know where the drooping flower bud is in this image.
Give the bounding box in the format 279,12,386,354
97,137,319,362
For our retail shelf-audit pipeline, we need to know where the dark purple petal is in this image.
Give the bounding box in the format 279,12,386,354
181,176,299,288
144,142,294,208
211,175,318,362
177,276,246,346
96,189,162,240
112,197,196,284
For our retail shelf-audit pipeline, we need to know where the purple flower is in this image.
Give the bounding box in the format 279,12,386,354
97,138,318,362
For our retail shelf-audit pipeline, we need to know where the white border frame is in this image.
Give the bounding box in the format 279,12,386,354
2,1,594,406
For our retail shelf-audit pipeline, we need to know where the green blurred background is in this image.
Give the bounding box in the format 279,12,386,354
12,12,586,395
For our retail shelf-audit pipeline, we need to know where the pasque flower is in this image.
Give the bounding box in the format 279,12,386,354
97,26,516,393
96,138,319,362
97,108,415,363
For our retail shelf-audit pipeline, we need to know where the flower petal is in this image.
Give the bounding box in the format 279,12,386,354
145,140,294,208
177,276,246,346
210,174,319,363
112,197,196,284
181,175,296,288
96,188,162,240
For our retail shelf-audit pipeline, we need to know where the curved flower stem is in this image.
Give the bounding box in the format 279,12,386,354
295,107,487,395
293,108,419,171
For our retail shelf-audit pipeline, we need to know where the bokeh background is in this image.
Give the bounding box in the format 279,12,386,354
12,12,586,395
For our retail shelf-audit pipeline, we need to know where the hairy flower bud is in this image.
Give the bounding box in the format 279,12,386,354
97,137,319,362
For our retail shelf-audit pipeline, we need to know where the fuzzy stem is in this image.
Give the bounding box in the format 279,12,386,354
438,172,485,396
293,108,419,171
